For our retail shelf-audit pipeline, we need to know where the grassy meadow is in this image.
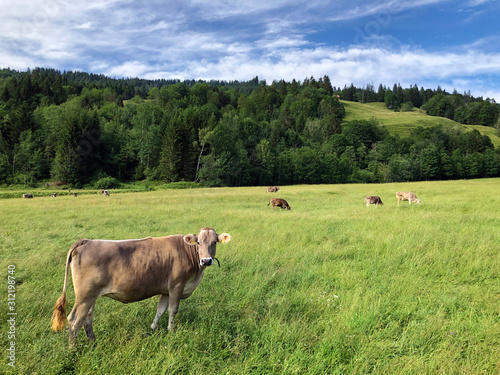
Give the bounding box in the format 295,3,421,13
1,179,499,374
341,100,500,148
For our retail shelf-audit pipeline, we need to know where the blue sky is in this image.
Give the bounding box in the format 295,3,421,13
1,0,499,100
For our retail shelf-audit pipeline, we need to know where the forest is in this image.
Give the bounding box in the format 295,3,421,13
0,67,499,188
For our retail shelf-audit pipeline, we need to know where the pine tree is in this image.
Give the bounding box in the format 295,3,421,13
322,75,334,95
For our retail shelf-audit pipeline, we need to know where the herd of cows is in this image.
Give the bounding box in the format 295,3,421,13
45,185,420,348
264,186,421,210
23,187,420,207
364,191,421,207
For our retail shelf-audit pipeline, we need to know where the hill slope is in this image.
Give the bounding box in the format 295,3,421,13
341,101,500,148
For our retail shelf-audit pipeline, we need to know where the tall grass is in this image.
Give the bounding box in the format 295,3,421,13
1,179,499,374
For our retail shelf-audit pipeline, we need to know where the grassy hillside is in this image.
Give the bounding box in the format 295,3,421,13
341,101,500,148
1,180,499,374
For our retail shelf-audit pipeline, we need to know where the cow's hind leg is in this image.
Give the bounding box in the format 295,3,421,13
83,303,96,341
151,294,169,330
67,299,96,348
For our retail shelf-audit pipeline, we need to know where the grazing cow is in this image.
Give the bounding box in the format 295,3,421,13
396,192,421,206
99,190,110,196
51,227,231,347
22,194,33,199
364,195,383,207
51,193,57,198
267,198,291,210
266,186,280,193
73,192,78,197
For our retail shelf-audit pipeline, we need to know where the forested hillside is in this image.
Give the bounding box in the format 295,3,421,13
340,82,500,127
0,68,499,187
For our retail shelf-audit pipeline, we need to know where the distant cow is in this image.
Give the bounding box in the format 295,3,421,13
364,195,383,207
266,186,280,193
267,198,291,210
73,192,78,197
51,193,57,198
99,190,110,196
22,194,33,199
51,227,231,347
396,192,421,206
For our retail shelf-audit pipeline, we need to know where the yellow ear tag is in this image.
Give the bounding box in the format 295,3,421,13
191,240,196,244
221,238,226,243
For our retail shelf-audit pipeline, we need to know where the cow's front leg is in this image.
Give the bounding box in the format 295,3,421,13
151,294,169,330
167,291,182,331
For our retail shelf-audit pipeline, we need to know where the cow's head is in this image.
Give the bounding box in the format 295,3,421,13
413,198,421,204
184,228,231,267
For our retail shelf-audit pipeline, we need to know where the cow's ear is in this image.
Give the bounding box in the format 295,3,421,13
218,233,231,244
183,234,197,245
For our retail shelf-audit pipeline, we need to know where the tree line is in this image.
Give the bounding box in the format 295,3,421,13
0,68,498,187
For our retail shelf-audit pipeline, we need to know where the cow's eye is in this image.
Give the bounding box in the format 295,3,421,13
196,241,200,245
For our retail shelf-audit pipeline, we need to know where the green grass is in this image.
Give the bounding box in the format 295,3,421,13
341,101,500,148
1,180,499,374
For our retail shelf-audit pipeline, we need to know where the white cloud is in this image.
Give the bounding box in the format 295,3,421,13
187,0,302,20
147,44,500,100
258,36,309,50
0,0,499,100
326,0,448,22
105,61,152,78
74,22,93,30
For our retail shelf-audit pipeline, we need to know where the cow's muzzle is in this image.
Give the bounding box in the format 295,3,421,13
200,258,213,267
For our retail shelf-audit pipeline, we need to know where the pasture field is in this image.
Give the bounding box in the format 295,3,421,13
341,100,500,148
0,179,499,374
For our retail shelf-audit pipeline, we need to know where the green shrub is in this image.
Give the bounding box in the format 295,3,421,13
401,102,414,112
94,176,121,189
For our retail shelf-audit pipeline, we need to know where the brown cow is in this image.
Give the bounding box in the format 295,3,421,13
51,227,231,347
266,186,280,193
267,198,291,210
364,195,383,207
22,194,33,198
73,192,78,197
396,192,421,206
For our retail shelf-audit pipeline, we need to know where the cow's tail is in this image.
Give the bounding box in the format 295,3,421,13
51,241,81,331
